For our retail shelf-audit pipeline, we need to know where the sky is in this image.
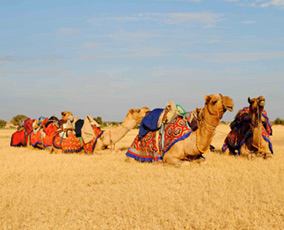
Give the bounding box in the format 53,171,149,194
0,0,283,122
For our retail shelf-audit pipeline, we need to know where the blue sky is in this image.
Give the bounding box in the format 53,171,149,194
1,0,283,121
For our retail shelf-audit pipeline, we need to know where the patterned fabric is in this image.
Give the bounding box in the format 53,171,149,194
126,116,193,162
239,125,273,154
83,125,104,154
53,133,83,153
11,118,34,147
43,123,59,147
53,125,103,154
222,106,273,154
10,130,26,147
29,131,43,147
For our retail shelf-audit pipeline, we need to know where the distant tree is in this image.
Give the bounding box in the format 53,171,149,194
274,118,284,125
93,116,103,125
0,120,7,128
11,115,28,126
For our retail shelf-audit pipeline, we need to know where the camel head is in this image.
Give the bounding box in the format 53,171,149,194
61,111,74,122
204,93,234,120
127,107,150,123
248,96,265,112
248,96,265,127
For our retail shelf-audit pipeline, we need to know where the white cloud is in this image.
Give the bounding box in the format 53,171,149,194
260,0,284,7
88,12,224,28
158,0,201,2
81,46,172,60
82,42,102,48
227,0,284,8
181,51,284,63
242,20,256,24
58,27,80,35
0,54,67,66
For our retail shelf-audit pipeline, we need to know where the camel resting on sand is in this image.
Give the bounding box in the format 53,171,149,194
52,107,150,154
238,97,273,159
93,107,150,153
126,94,234,167
222,96,273,159
163,94,234,166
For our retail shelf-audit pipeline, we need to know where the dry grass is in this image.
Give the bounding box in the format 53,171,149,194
1,125,284,230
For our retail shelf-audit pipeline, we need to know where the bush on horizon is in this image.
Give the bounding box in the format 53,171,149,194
0,120,7,128
274,118,284,125
11,115,28,126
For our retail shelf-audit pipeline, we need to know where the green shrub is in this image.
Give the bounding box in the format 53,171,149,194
0,120,7,128
11,115,28,126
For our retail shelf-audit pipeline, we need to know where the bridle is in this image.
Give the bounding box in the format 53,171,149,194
198,97,223,133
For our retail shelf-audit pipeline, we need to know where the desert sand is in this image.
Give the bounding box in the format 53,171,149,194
1,125,284,230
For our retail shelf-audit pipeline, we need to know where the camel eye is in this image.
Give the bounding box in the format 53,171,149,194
212,101,217,105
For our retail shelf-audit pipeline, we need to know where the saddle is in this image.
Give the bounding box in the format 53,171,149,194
138,100,186,140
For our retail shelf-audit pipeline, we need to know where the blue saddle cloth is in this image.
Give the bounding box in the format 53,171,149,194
138,108,164,139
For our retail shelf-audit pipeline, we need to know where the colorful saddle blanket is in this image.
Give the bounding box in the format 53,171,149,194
53,125,103,154
222,124,273,154
239,125,273,154
10,130,26,147
126,116,193,163
29,131,44,147
222,107,272,154
10,118,34,147
29,121,59,148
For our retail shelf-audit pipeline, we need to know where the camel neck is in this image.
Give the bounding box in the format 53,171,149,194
197,105,221,153
121,116,137,130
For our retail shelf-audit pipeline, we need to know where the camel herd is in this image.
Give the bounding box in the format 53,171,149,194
10,94,273,166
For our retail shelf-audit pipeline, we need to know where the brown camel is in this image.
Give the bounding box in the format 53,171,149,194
94,107,150,153
126,94,234,166
162,94,234,166
239,97,273,159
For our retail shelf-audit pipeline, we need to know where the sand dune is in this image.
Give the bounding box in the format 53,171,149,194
1,125,284,230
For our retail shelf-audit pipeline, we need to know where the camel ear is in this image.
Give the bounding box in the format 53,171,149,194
248,97,252,104
195,107,199,113
129,109,134,114
219,93,223,98
205,95,211,103
137,109,141,113
61,112,65,116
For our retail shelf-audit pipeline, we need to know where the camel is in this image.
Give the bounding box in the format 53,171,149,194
27,118,47,150
238,97,273,159
93,107,150,153
126,94,234,167
52,107,150,154
28,113,71,151
10,118,33,147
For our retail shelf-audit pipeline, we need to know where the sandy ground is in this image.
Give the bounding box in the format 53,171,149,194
1,125,284,230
